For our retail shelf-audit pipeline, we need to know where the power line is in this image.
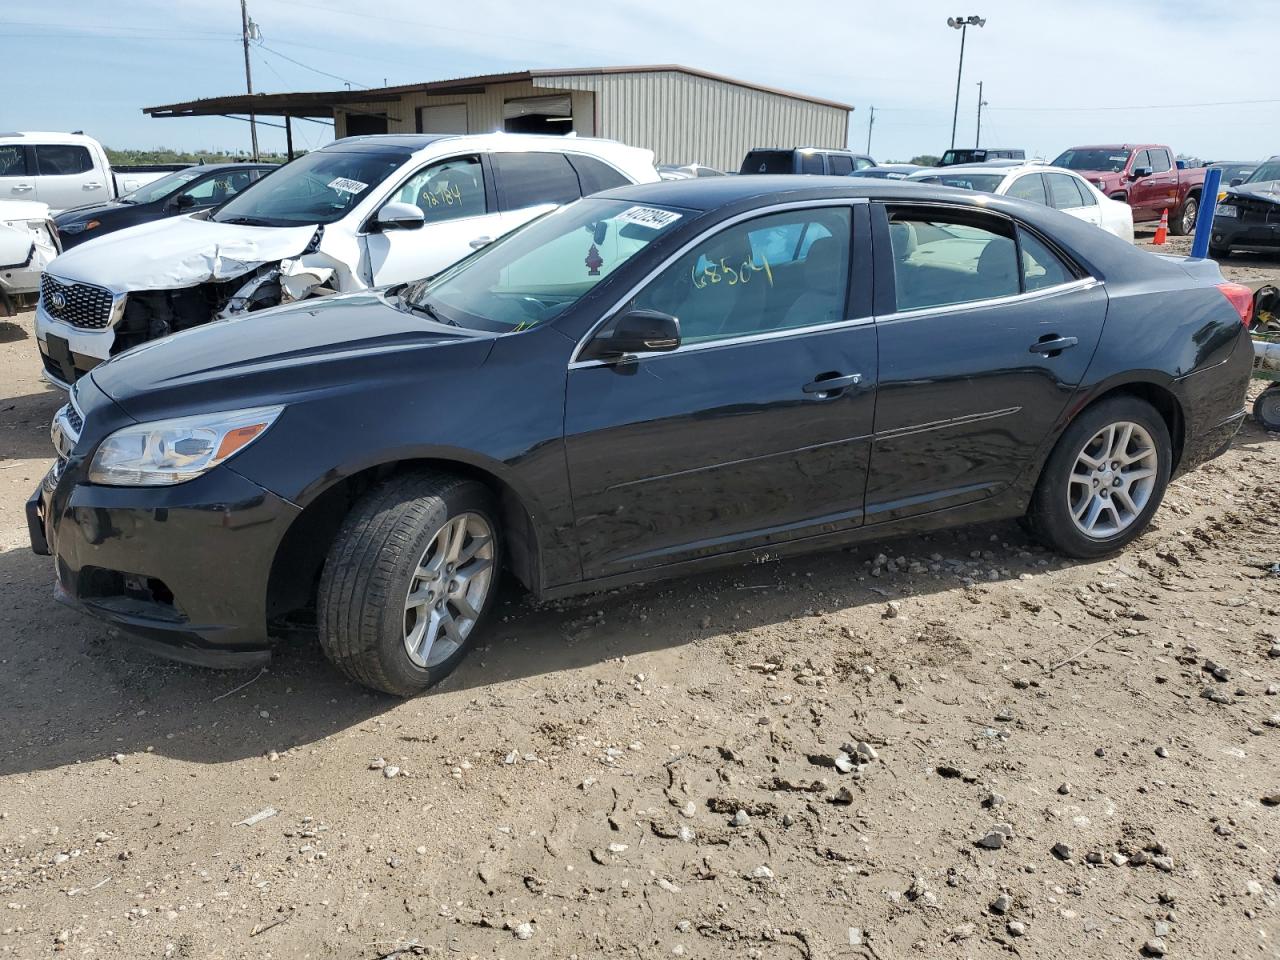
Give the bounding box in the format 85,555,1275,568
255,41,367,89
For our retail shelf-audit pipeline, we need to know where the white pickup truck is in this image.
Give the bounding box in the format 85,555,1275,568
0,132,187,214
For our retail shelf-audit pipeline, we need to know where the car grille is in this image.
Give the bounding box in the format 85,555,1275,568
41,274,115,329
65,400,84,435
1232,198,1280,225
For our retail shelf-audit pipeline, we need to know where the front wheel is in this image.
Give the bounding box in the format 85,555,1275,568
1026,397,1172,559
317,472,500,696
1255,385,1280,432
1171,195,1198,236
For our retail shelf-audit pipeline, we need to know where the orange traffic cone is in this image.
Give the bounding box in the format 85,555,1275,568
1153,208,1169,245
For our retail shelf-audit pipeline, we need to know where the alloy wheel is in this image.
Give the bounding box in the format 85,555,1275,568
1181,197,1197,234
1066,421,1159,539
403,512,495,668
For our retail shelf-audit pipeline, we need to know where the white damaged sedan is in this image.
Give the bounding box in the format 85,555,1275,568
34,133,658,387
908,163,1135,244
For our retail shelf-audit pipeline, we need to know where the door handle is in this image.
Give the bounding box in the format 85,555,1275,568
12,183,33,192
83,181,102,189
803,371,862,396
468,236,492,249
1029,335,1078,356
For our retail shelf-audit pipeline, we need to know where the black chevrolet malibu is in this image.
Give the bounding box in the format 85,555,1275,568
29,177,1255,695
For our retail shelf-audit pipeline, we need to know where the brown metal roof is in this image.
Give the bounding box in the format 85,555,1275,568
143,64,854,119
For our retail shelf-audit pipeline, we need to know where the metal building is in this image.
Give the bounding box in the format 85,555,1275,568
144,65,852,171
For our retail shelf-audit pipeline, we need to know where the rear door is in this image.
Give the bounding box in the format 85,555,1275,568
491,150,583,234
32,143,107,211
364,153,501,284
0,144,36,201
1145,148,1181,217
865,202,1107,522
564,202,877,578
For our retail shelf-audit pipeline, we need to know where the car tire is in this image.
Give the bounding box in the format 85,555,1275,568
1209,243,1230,260
1255,385,1280,432
317,471,501,697
1025,396,1172,559
1171,195,1198,236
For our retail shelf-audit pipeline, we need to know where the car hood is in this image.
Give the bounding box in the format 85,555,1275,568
90,290,493,417
55,199,134,222
1226,180,1280,203
47,215,319,292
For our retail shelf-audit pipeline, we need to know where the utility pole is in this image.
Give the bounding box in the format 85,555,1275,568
240,0,259,160
865,106,875,155
975,81,988,149
947,15,986,150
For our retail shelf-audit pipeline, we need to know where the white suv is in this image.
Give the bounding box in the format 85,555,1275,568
35,133,659,387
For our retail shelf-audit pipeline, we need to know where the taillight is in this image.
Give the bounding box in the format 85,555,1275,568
1216,282,1254,327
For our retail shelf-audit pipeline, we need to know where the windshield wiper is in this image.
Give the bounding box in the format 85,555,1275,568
217,215,272,226
406,297,459,328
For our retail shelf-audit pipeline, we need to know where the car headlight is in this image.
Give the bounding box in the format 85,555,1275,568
1216,205,1238,219
59,219,100,235
88,405,284,486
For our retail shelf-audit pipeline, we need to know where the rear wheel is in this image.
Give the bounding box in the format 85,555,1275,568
1026,397,1172,558
1171,195,1198,236
317,472,500,696
1255,385,1280,432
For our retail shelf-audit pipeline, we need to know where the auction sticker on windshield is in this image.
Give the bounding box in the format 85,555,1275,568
327,177,370,195
615,206,682,229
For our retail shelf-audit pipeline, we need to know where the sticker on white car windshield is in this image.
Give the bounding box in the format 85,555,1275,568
327,177,370,195
615,206,682,229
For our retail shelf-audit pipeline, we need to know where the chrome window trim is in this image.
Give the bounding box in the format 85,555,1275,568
874,276,1100,324
568,197,868,367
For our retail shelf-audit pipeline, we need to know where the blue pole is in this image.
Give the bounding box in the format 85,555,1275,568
1190,166,1222,259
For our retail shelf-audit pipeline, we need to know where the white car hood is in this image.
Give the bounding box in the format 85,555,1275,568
47,215,319,292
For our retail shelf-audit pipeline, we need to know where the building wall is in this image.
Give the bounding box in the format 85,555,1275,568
544,70,849,170
332,71,850,172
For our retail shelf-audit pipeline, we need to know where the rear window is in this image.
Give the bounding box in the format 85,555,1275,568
741,150,794,175
828,154,854,176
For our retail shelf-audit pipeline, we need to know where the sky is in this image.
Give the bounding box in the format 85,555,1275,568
6,0,1280,163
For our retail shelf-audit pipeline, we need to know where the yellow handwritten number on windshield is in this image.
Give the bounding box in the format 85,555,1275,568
691,254,773,290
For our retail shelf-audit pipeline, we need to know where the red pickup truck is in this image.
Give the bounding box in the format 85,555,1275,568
1051,144,1207,235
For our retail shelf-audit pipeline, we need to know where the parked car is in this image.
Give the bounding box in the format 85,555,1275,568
55,163,275,250
740,148,875,176
1051,144,1206,234
657,163,727,180
847,163,925,180
0,132,188,214
34,133,659,388
28,177,1255,695
1209,157,1280,258
1206,160,1260,199
0,200,60,315
939,147,1025,166
908,163,1134,242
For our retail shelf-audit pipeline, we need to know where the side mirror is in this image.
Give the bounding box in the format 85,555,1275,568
172,193,197,210
1230,177,1244,187
580,310,680,362
1130,165,1153,179
375,201,426,231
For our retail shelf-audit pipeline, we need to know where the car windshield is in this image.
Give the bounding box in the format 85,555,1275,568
403,198,687,333
1052,149,1130,172
914,172,1006,193
122,168,203,204
211,150,403,226
1243,161,1280,185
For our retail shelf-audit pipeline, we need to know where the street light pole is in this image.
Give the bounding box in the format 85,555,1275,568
865,105,875,155
975,81,988,149
947,15,986,151
240,0,259,161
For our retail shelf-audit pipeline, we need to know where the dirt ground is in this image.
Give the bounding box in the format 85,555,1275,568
1,231,1278,960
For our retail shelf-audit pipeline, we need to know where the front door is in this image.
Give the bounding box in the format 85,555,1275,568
866,203,1107,522
364,154,504,284
564,204,877,579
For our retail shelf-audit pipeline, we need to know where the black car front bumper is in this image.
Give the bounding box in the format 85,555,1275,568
29,461,301,668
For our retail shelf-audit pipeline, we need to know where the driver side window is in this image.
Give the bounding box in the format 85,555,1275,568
396,155,486,224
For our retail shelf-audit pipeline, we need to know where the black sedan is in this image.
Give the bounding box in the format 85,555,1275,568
54,163,275,249
29,177,1255,695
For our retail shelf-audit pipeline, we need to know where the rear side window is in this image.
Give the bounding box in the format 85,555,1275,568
0,145,27,177
493,152,581,210
1018,227,1075,292
1150,149,1172,173
741,150,794,174
1070,177,1097,207
854,157,876,171
799,152,824,174
34,144,93,176
567,154,630,195
1045,173,1085,210
828,154,854,176
1006,174,1047,205
886,209,1019,310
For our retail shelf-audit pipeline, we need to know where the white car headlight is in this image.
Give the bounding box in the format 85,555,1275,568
88,405,284,486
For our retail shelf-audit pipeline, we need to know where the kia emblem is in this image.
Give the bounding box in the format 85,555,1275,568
49,289,67,311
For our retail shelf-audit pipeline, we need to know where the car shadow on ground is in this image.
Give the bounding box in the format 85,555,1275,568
0,320,29,344
1,389,64,462
0,511,1062,778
